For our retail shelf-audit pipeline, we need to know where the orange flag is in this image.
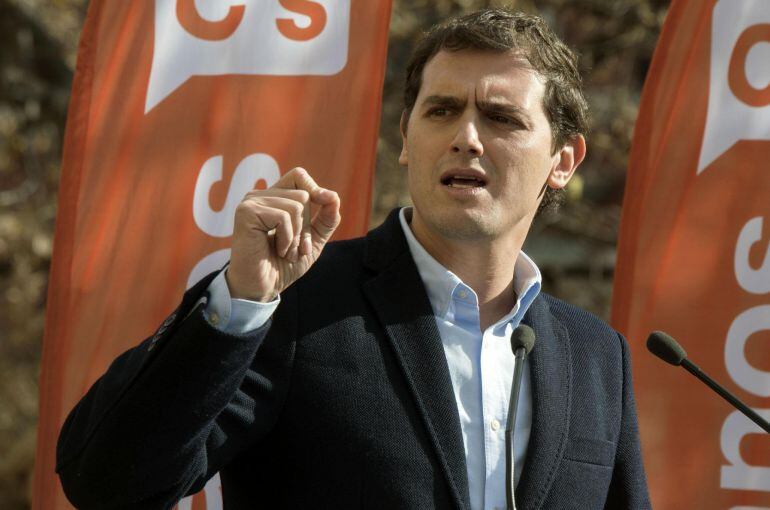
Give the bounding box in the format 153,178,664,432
613,0,770,507
34,1,392,508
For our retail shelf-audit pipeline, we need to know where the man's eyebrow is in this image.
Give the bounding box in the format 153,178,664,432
476,100,529,117
420,96,534,126
477,99,533,127
421,95,466,109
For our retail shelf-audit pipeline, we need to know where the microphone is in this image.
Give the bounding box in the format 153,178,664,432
506,325,536,510
647,331,770,434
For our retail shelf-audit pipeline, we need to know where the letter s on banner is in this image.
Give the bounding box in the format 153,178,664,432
277,0,327,41
193,153,281,238
187,153,281,288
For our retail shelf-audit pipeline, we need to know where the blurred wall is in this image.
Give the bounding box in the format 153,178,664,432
0,0,668,507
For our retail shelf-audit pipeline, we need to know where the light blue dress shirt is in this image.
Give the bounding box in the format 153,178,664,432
204,207,542,510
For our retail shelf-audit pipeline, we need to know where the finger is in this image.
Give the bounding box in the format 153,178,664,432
252,196,305,256
243,189,310,253
309,190,341,252
300,232,312,258
270,167,338,209
243,187,310,205
243,202,295,258
303,188,338,252
302,197,312,240
261,207,294,258
309,186,339,206
272,167,323,198
286,244,299,263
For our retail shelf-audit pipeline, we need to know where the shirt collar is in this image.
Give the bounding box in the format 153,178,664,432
398,207,542,323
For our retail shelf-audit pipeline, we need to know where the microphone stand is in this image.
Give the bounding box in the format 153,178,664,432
647,331,770,434
505,346,526,510
681,358,770,433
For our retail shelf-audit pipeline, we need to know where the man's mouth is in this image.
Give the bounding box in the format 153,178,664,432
440,172,488,189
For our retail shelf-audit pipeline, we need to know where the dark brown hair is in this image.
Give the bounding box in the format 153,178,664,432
403,8,589,212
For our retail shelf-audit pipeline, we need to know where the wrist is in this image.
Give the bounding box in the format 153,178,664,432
225,269,277,303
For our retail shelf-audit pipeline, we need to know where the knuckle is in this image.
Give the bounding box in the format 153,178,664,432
290,167,307,178
244,188,268,200
246,199,265,214
235,201,251,216
289,206,302,224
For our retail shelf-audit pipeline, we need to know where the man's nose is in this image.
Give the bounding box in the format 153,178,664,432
450,118,483,157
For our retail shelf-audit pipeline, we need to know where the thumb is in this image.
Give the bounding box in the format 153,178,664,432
309,189,341,250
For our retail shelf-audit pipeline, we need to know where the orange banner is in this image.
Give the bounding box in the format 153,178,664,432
613,0,770,508
34,1,391,508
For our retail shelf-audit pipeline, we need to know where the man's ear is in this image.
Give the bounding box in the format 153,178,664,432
398,110,409,167
547,134,586,189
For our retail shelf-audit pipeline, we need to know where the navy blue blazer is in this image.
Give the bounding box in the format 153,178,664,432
57,209,650,509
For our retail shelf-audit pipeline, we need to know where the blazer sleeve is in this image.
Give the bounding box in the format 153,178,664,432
56,272,297,509
604,333,651,509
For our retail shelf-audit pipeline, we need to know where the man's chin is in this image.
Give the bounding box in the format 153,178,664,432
426,210,500,241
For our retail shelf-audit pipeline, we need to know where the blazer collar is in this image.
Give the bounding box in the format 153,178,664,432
515,295,572,510
362,209,472,510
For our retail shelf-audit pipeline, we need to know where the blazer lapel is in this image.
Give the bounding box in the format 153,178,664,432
361,210,471,510
515,296,572,510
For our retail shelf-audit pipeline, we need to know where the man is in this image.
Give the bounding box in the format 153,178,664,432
57,8,650,509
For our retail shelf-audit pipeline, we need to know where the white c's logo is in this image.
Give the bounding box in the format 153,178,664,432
146,0,350,113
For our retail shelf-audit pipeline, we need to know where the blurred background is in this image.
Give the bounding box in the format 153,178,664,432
0,0,668,507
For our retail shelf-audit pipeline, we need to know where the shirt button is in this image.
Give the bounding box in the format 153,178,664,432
491,419,501,431
208,312,220,326
458,290,468,299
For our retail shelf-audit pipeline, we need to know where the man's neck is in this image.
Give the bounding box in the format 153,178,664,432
408,210,530,330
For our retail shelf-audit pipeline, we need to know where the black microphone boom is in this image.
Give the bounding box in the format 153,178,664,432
646,331,770,434
506,325,536,510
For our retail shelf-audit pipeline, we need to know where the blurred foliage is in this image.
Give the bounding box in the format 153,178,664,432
0,0,85,508
0,0,668,507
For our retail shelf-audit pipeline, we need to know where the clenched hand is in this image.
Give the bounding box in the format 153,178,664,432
226,167,341,302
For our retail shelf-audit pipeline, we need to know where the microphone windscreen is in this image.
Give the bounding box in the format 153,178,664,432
647,331,687,366
511,325,536,355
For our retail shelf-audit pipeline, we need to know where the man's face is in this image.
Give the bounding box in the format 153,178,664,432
400,49,582,244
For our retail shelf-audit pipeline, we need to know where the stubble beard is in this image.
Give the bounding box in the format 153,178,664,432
421,205,505,242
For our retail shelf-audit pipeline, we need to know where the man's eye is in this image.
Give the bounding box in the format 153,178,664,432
490,114,513,124
427,108,451,117
489,114,526,129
